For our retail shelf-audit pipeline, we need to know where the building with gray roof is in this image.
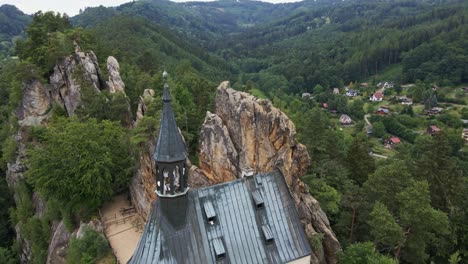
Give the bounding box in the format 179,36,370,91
128,71,312,264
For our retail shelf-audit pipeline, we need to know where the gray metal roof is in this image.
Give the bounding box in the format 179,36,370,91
153,80,187,163
128,170,311,264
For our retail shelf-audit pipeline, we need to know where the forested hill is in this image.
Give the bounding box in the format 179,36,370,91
217,0,468,93
0,5,30,58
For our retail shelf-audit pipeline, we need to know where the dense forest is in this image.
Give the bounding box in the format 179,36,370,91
0,0,467,263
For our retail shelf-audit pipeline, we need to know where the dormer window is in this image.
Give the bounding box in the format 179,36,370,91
204,201,216,223
212,237,226,260
262,224,274,244
252,190,264,209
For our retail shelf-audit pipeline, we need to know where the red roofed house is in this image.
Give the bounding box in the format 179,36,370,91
370,92,383,101
427,125,441,135
386,136,401,146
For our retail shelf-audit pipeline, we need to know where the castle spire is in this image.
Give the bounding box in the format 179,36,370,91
153,70,188,197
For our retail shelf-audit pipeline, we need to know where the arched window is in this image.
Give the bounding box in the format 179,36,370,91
174,166,180,191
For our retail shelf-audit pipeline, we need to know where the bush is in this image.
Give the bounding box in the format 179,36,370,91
66,228,110,264
26,117,132,216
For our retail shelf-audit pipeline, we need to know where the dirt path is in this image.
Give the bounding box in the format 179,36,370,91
101,195,144,264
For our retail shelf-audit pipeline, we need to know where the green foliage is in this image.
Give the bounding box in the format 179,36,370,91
1,137,17,165
66,228,109,264
303,176,341,215
346,137,375,186
0,174,14,248
16,11,72,74
368,202,404,251
0,246,18,264
339,242,397,264
372,121,386,139
26,118,132,214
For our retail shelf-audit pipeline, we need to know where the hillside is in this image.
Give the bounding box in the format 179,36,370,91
0,4,30,57
0,1,467,264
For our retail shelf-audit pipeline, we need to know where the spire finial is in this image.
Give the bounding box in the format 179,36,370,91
162,69,171,102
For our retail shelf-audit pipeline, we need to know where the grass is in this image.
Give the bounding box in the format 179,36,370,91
249,88,267,99
369,137,396,157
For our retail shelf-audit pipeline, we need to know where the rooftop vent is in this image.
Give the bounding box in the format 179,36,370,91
262,224,274,244
204,201,216,222
252,190,264,209
212,237,226,260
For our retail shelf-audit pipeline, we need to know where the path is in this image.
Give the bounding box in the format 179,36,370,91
364,114,372,127
101,195,144,264
369,152,388,159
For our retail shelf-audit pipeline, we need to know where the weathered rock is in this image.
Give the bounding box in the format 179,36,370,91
49,45,104,116
198,111,238,183
46,221,71,264
198,82,341,264
202,81,310,185
129,147,156,221
16,225,32,264
17,79,51,126
32,192,47,218
76,219,103,239
106,56,126,93
135,89,155,122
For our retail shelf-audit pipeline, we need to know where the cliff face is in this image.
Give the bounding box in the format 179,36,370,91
7,48,128,263
198,82,341,264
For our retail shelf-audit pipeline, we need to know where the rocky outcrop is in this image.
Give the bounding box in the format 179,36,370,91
106,56,125,93
46,221,71,264
49,44,104,116
130,146,157,221
136,89,155,122
198,82,341,264
17,79,51,126
199,112,238,183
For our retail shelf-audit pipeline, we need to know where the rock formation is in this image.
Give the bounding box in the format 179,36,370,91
197,82,341,264
46,221,71,264
7,46,129,263
106,56,126,93
17,79,51,126
49,44,104,116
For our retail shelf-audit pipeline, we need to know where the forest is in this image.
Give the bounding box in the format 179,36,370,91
0,0,467,263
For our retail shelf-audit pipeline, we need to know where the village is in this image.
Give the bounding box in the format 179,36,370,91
303,81,468,158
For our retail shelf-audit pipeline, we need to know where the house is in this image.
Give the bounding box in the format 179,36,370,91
427,125,441,135
375,107,390,115
425,107,443,116
386,136,401,146
399,96,413,105
360,82,369,87
333,88,340,94
377,81,394,89
339,114,352,125
370,92,383,101
301,93,311,99
322,102,329,109
129,71,313,264
463,129,468,142
432,84,439,91
346,89,357,97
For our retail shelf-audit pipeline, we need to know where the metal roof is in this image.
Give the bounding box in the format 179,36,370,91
153,78,187,163
128,170,311,264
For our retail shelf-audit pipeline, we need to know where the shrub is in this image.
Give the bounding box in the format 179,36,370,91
66,228,110,264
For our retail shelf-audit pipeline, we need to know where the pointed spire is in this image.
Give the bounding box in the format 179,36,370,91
153,70,187,163
162,70,171,102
